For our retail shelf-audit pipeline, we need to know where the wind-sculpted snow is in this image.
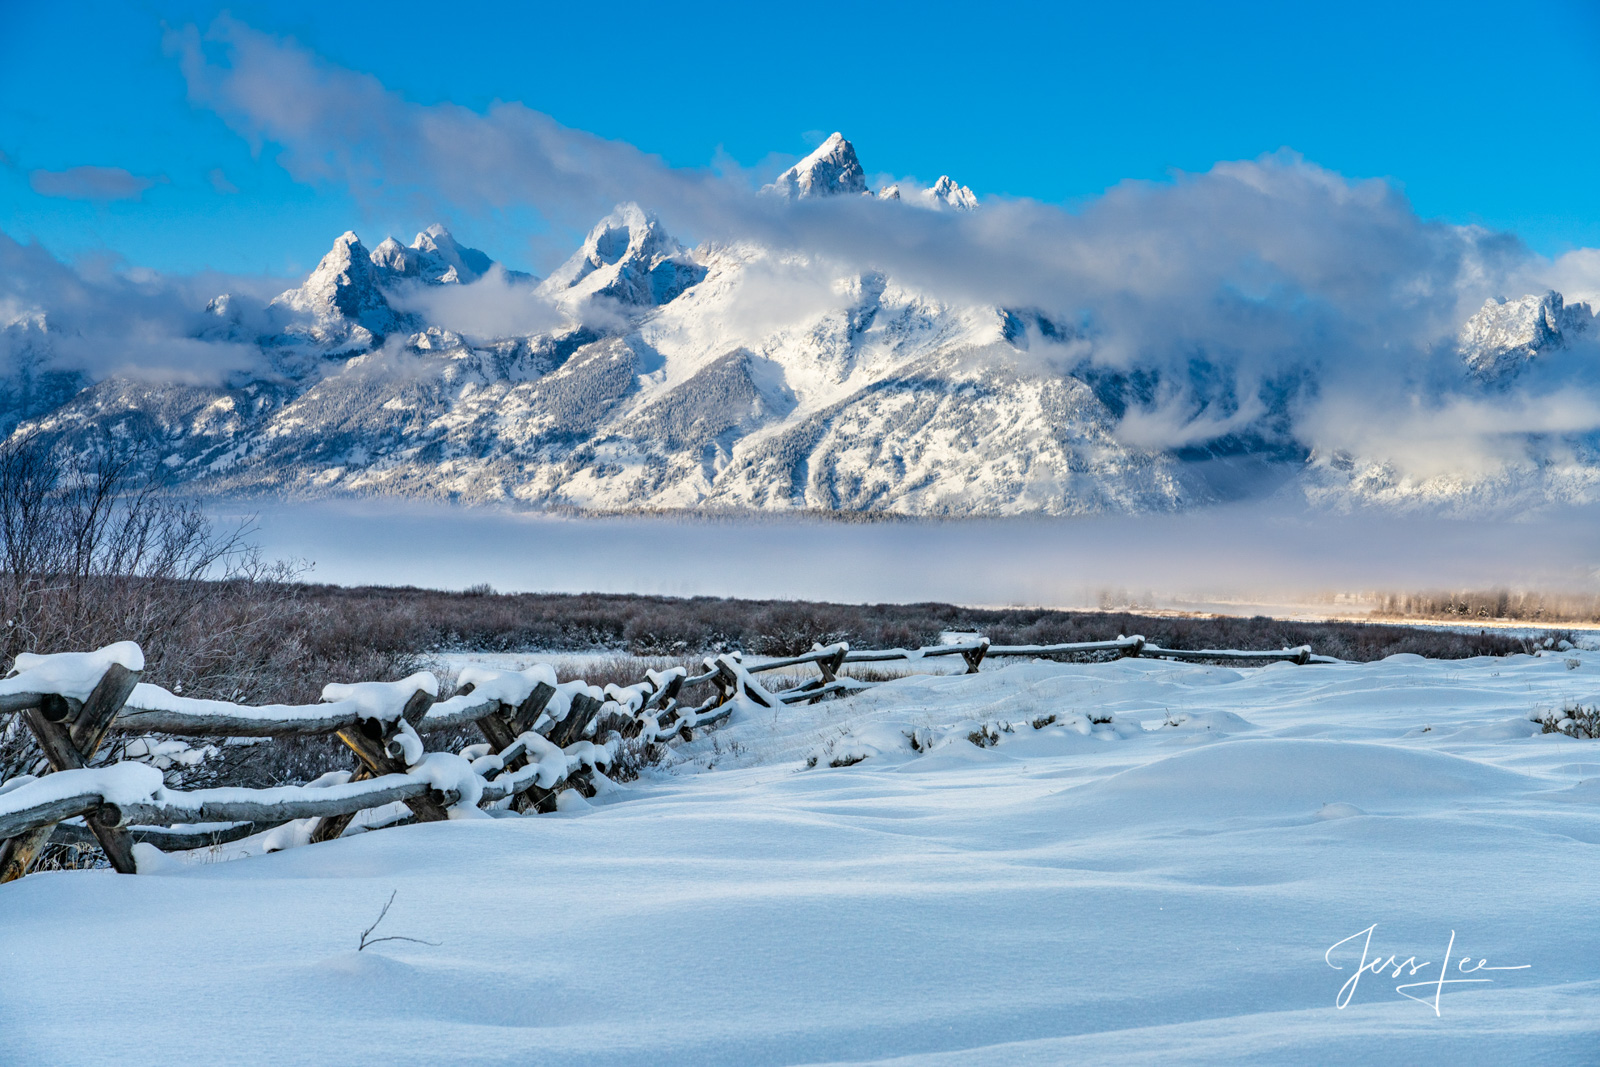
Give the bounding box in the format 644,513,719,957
3,651,1596,1063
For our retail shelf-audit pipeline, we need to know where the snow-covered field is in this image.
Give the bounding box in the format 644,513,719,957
3,651,1598,1065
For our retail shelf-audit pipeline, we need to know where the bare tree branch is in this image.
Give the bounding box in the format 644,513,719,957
357,891,441,952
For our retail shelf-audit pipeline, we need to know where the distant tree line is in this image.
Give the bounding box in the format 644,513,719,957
1375,589,1600,624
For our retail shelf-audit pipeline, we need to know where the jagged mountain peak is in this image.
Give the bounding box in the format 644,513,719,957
877,176,979,210
409,224,492,283
368,225,492,284
1459,289,1592,379
368,236,410,276
762,134,974,209
539,203,705,309
270,229,402,346
927,175,978,211
765,132,867,198
273,230,379,309
324,230,369,265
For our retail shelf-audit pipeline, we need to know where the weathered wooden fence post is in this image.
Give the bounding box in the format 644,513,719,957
476,681,559,814
809,645,849,703
312,687,445,844
0,662,141,881
475,703,520,753
548,694,601,748
511,682,557,734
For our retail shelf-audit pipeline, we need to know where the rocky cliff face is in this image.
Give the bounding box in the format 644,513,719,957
1458,290,1592,380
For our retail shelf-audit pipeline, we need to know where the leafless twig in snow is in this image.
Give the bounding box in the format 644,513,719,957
358,890,442,952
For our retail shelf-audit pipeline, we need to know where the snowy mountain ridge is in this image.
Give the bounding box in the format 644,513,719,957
767,132,978,211
9,134,1600,517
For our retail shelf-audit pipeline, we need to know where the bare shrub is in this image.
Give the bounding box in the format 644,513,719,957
0,435,432,799
268,587,1530,664
536,654,699,692
604,735,658,782
1532,703,1600,739
0,435,314,785
0,435,302,696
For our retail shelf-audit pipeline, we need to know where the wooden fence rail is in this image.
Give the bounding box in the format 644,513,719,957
739,635,1325,676
0,632,1332,883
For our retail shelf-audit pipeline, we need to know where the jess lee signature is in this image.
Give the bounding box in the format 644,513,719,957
1325,925,1530,1015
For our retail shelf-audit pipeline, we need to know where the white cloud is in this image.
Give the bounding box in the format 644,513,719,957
0,232,279,384
386,265,566,343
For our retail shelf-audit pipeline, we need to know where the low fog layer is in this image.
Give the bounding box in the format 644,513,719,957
240,499,1600,610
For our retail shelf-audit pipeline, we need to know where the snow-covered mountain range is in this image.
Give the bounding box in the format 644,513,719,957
8,134,1600,516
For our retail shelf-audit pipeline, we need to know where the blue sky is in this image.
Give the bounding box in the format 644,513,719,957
4,0,1599,278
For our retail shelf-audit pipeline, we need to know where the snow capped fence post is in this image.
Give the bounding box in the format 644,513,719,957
70,663,141,757
511,682,557,734
549,693,602,748
961,639,990,675
709,659,732,708
711,656,777,714
312,718,451,842
817,644,848,684
514,690,606,813
399,688,435,729
312,677,447,843
0,656,143,881
497,682,561,812
644,671,684,711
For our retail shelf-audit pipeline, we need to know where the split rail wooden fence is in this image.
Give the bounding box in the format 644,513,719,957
0,634,1327,882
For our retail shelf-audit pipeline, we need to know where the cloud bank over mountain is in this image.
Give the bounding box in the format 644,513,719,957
0,232,272,385
3,16,1600,520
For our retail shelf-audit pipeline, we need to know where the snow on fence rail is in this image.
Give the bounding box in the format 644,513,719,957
0,633,1331,883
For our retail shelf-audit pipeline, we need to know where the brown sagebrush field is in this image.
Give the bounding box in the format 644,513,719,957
292,584,1531,667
